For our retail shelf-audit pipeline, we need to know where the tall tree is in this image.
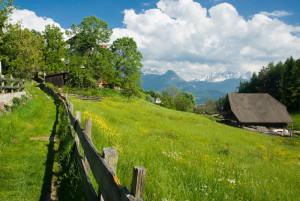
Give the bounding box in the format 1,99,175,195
280,57,294,109
289,58,300,111
0,0,14,37
0,24,44,77
161,86,196,112
67,16,112,56
110,37,143,98
43,24,67,74
66,16,114,88
238,56,300,112
0,0,15,71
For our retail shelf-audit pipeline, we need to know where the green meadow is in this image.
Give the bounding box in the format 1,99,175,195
0,83,56,200
70,95,300,201
291,113,300,130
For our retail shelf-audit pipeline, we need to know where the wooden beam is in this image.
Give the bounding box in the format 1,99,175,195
74,142,98,201
74,121,130,201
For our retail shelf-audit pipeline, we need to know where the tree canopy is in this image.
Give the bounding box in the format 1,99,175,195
0,1,143,100
161,86,196,112
43,24,67,74
110,37,143,98
67,16,112,56
238,57,300,112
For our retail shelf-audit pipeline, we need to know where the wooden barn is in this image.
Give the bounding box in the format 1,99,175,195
222,93,293,135
45,72,69,88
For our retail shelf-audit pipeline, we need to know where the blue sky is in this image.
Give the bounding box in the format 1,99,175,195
14,0,300,28
10,0,300,80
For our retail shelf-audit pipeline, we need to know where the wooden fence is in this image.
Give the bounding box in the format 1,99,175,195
40,83,146,201
0,74,24,93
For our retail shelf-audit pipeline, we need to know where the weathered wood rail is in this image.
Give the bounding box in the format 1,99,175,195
40,83,146,201
0,74,24,93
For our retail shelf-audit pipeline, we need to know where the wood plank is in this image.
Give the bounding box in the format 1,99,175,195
74,121,131,201
0,77,24,83
0,86,24,90
74,142,98,201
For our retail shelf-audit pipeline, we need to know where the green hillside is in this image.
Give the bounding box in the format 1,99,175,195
0,83,56,200
70,96,300,201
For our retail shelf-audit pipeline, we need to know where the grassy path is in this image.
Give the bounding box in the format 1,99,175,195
0,83,56,201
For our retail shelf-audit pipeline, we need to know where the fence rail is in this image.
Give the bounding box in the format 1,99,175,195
0,75,24,93
40,83,146,201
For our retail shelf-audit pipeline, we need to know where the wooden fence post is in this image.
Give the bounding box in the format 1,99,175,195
100,147,119,201
75,111,81,145
1,75,4,94
43,72,46,83
131,166,146,199
65,93,69,105
10,74,13,93
69,103,73,115
85,119,92,140
84,119,92,170
102,147,118,174
21,79,24,91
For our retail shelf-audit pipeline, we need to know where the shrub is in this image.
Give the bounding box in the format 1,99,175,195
145,94,154,103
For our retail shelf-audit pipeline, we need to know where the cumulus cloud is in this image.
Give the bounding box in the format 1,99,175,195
111,0,300,80
260,10,292,18
9,9,66,35
143,2,151,7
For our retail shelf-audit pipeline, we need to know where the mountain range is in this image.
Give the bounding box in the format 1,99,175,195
141,70,250,104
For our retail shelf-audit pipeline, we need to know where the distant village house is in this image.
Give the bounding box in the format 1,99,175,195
154,97,161,104
222,93,293,136
45,72,69,88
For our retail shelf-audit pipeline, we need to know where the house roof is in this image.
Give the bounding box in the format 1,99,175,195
227,93,293,123
45,72,69,78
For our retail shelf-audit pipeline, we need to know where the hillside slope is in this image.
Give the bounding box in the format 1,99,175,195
70,96,300,201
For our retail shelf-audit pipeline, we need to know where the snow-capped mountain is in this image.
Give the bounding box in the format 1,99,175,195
194,71,251,82
142,70,250,104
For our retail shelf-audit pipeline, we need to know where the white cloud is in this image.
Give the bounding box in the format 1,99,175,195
8,9,67,36
111,0,300,80
260,10,292,18
143,2,151,7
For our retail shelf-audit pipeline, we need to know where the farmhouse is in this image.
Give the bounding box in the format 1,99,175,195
45,72,69,88
222,93,293,135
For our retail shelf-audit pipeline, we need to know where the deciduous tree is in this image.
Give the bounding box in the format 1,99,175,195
110,37,143,99
43,24,67,74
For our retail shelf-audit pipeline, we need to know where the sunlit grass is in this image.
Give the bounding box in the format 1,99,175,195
70,96,300,201
291,113,300,130
0,83,56,200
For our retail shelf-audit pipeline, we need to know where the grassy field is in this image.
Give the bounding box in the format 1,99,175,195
0,83,56,200
69,96,300,201
291,113,300,130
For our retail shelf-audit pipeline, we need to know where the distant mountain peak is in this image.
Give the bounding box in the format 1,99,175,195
162,70,184,81
142,69,249,104
193,71,251,82
164,70,178,76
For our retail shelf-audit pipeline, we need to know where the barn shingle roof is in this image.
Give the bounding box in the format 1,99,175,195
227,93,293,123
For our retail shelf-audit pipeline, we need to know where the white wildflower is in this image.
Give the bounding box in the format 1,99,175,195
227,179,236,184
